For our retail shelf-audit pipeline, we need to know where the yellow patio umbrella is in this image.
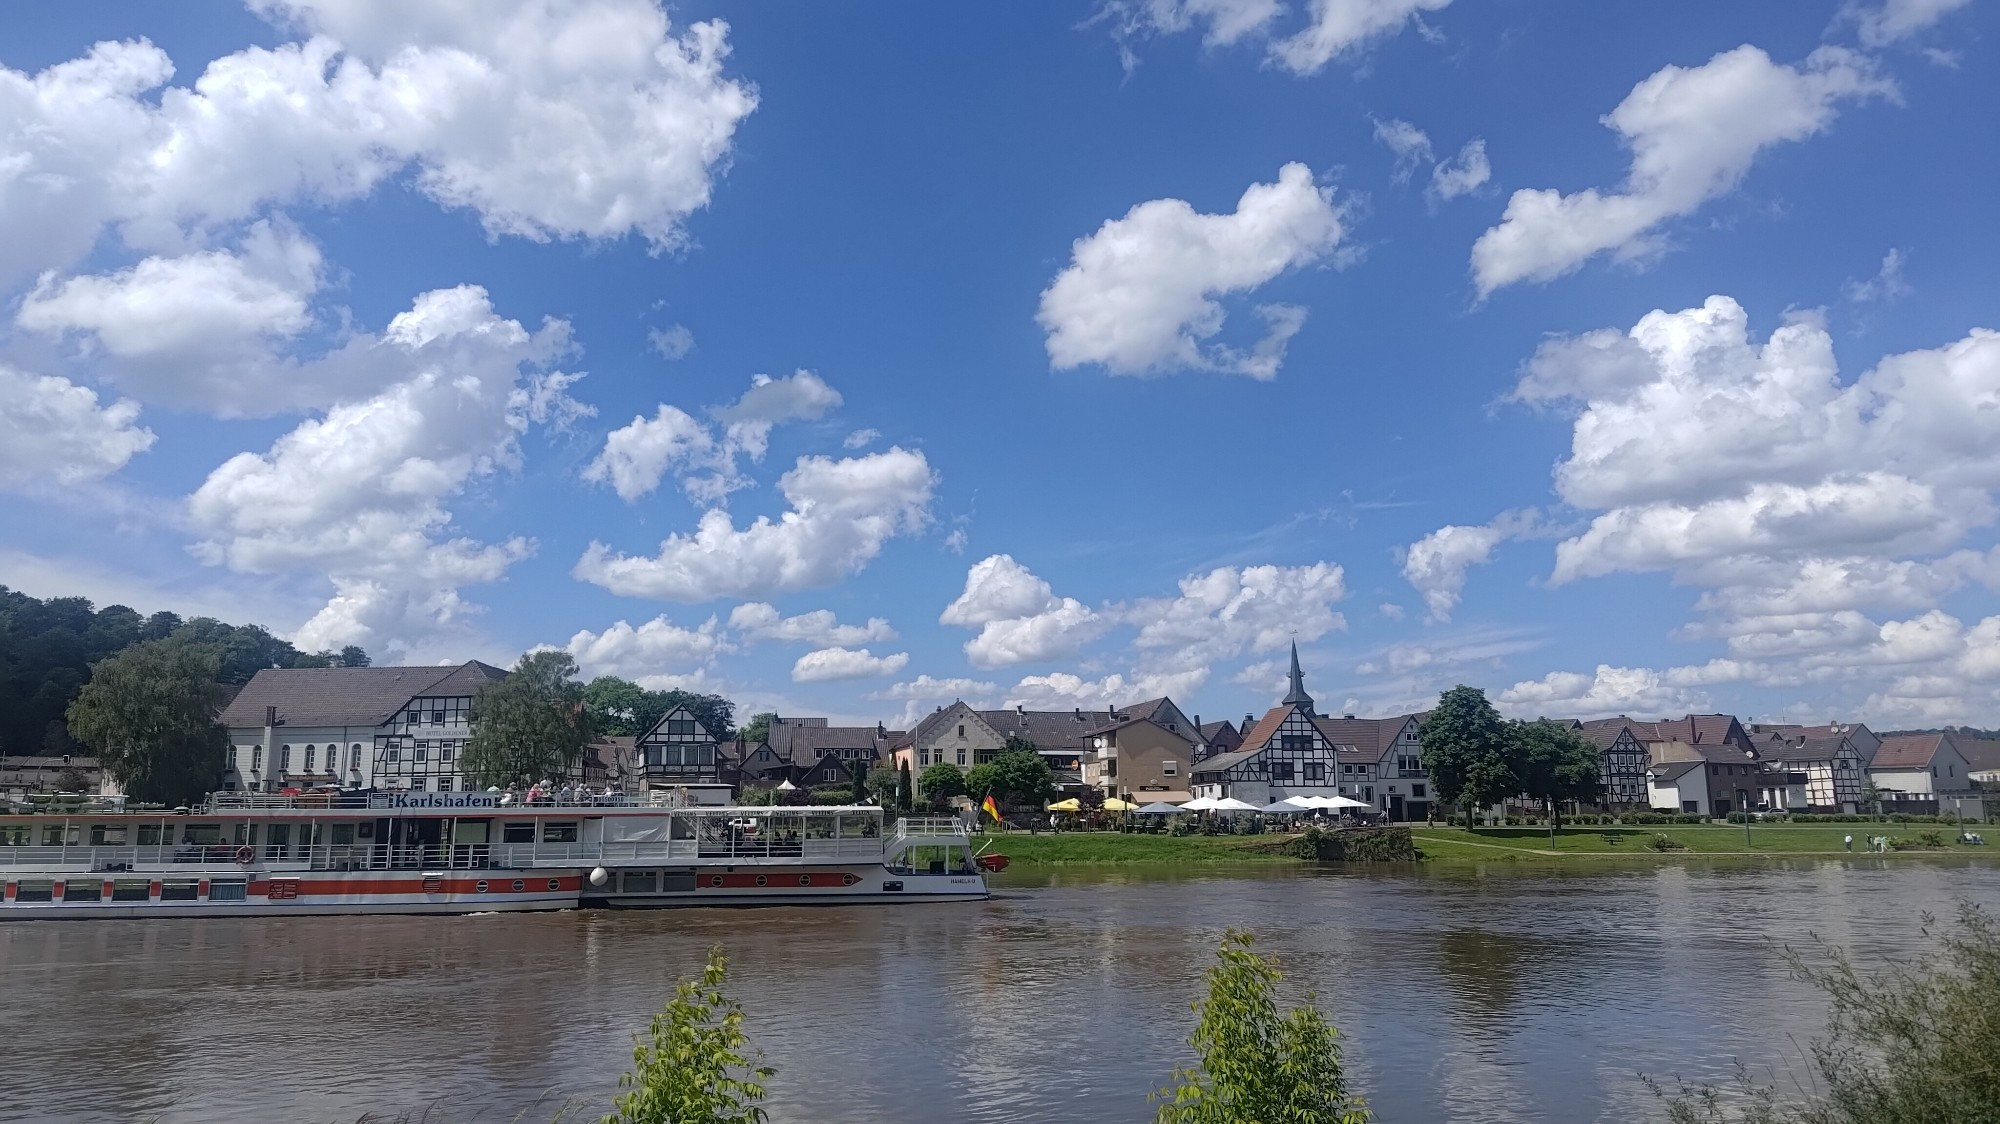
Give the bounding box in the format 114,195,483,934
1101,797,1137,812
1046,797,1083,812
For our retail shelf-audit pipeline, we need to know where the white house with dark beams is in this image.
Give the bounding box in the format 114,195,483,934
634,704,729,797
1189,646,1348,807
218,662,506,794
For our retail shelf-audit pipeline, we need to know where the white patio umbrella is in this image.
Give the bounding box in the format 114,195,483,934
1258,799,1309,814
1180,796,1219,811
775,779,797,791
1210,797,1261,813
1131,801,1183,815
1322,795,1372,809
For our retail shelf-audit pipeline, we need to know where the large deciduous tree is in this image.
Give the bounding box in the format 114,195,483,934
583,676,738,741
1509,719,1603,830
64,637,228,805
989,748,1058,810
464,650,591,787
919,762,968,809
1418,685,1516,828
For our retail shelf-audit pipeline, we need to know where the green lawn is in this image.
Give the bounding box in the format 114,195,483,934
1410,823,1992,857
976,831,1297,865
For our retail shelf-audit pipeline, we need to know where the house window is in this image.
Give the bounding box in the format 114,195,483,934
1270,761,1295,782
279,745,291,770
957,725,966,738
1683,800,1698,813
1162,760,1177,777
667,719,697,736
919,749,930,766
350,745,362,770
1302,762,1325,783
442,744,454,763
1413,784,1426,798
1341,764,1353,775
1280,734,1312,750
957,750,967,766
387,748,401,764
305,746,315,771
416,744,429,763
252,746,263,771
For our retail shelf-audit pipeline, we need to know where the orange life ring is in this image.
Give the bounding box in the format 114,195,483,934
234,846,255,865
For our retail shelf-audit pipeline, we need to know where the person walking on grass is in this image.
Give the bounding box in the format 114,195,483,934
1844,833,1853,852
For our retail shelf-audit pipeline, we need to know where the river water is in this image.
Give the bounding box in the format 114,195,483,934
2,857,1996,1123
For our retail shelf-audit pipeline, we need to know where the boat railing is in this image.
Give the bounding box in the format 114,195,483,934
893,817,969,841
201,791,672,812
0,836,891,872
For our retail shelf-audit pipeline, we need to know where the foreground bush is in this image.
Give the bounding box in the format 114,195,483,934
1156,931,1369,1124
1651,902,2000,1124
604,948,772,1124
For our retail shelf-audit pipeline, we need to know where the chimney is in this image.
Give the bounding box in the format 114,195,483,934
1073,707,1081,719
1017,704,1025,715
1194,714,1201,729
1344,713,1356,720
1245,713,1254,730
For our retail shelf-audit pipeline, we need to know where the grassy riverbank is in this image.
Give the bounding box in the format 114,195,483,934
977,831,1297,865
1413,822,1993,859
978,823,1999,865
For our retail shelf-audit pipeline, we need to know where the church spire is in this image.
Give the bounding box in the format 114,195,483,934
1282,641,1314,710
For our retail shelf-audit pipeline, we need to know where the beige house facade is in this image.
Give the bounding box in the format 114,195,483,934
1081,716,1194,802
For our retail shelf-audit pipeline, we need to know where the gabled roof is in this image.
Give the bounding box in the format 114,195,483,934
1309,714,1417,763
1576,717,1646,750
218,661,506,729
1649,759,1704,783
1235,705,1292,759
1190,746,1264,776
765,720,891,763
1082,713,1198,743
976,707,1117,752
1870,733,1950,770
1958,736,2000,772
894,701,995,750
1198,719,1238,739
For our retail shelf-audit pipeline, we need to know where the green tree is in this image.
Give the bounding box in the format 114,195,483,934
585,676,655,737
660,690,737,741
865,763,900,806
1509,719,1603,830
850,759,869,802
964,762,999,806
1418,685,1516,827
605,947,773,1124
1155,931,1369,1124
64,637,228,805
988,749,1058,810
896,759,914,813
337,644,370,668
1651,902,2000,1124
463,650,590,787
920,761,968,808
741,712,775,745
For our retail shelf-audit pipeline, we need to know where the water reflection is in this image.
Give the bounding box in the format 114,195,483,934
0,858,1994,1123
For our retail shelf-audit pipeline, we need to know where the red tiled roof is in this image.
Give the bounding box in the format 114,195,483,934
1871,734,1946,770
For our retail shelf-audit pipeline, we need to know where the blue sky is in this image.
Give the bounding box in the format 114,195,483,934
2,0,1997,729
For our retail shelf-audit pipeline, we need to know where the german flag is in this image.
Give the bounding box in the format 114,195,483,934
981,794,1002,823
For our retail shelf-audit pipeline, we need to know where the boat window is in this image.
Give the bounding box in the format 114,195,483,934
112,880,151,902
182,824,222,846
14,880,53,902
160,880,200,902
669,813,696,839
501,823,536,844
541,822,578,843
137,824,163,845
0,826,27,846
208,880,248,902
621,870,658,893
89,824,128,846
331,823,357,846
62,880,102,902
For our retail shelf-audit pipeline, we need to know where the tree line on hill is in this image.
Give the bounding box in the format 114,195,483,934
0,585,369,760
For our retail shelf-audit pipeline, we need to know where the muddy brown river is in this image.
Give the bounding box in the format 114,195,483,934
2,856,1995,1123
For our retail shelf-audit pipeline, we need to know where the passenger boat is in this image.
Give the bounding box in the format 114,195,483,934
0,791,991,918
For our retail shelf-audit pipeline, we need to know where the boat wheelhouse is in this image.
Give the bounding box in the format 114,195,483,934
0,791,989,918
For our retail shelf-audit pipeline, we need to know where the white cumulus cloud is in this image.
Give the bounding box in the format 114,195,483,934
574,447,937,602
567,614,725,681
584,405,717,503
1038,163,1343,379
1845,0,1974,47
186,285,583,656
1402,510,1541,621
940,555,1105,669
791,646,911,683
1428,138,1489,201
729,602,895,646
1471,46,1891,296
0,365,155,491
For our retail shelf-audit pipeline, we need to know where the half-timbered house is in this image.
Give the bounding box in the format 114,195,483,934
634,704,726,789
1189,646,1349,807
